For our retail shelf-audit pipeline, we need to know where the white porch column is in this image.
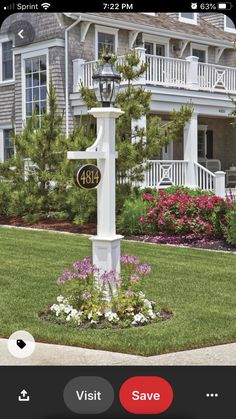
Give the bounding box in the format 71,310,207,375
134,46,146,85
186,56,199,90
88,107,124,274
73,58,85,92
184,113,198,188
214,171,226,198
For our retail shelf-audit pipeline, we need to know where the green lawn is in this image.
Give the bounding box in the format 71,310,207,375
0,227,236,356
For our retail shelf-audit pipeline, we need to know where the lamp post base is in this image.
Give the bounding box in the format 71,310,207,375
90,235,124,274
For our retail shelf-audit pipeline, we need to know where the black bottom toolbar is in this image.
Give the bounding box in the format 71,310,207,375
1,366,234,418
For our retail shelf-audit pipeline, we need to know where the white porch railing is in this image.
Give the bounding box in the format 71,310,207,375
198,62,236,93
194,161,215,191
117,160,225,197
145,55,189,87
117,160,188,188
73,52,236,94
194,162,226,197
144,160,188,187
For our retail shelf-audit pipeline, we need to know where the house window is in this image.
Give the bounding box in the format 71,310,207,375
3,129,14,161
192,48,206,63
95,26,118,59
179,13,197,24
191,44,208,63
25,55,47,120
1,40,13,81
144,42,166,56
224,15,236,33
97,32,115,57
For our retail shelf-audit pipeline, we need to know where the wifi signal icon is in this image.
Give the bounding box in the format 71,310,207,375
41,2,51,9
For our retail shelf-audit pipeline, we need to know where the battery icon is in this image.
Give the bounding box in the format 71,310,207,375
217,2,233,9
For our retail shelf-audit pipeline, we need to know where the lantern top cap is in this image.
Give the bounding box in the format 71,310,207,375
103,51,112,63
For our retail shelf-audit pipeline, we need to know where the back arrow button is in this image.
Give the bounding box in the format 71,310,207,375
18,29,24,39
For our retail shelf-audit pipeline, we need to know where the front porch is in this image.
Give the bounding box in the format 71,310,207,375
71,48,236,198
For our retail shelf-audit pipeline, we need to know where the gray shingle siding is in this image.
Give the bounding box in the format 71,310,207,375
0,85,14,125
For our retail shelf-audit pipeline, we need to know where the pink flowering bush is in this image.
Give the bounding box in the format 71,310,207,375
48,255,163,328
140,189,230,238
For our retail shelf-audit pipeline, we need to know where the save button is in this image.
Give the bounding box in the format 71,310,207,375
119,376,173,414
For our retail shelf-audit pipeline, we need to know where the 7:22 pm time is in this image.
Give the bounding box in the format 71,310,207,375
103,3,134,10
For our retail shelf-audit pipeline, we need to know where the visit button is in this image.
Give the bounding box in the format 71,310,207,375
119,376,173,414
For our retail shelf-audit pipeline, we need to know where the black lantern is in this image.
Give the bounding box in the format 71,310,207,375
92,52,121,107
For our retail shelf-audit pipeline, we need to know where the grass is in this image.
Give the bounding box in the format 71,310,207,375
0,226,236,356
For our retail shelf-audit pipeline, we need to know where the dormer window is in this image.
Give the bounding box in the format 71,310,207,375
224,15,236,33
179,13,197,25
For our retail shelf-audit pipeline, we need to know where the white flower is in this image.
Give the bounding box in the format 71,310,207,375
148,309,156,319
131,312,148,325
105,311,119,322
64,307,71,314
90,319,98,324
57,295,64,303
50,304,59,312
96,311,103,317
143,299,152,309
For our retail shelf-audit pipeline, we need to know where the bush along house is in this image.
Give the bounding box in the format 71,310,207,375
0,12,236,196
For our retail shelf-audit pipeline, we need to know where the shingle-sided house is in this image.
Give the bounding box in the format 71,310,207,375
0,11,236,196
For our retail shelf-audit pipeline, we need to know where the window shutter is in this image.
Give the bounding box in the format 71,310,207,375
206,130,213,159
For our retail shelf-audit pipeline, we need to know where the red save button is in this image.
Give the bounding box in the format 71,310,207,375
119,376,173,414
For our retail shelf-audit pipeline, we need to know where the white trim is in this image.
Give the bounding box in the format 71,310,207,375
95,25,119,59
21,48,49,123
224,15,236,34
14,38,64,55
143,34,170,56
179,13,198,25
0,125,13,163
0,35,15,84
190,43,208,63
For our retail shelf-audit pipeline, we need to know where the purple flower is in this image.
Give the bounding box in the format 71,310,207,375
73,257,98,277
130,274,139,282
125,290,133,297
100,271,113,283
120,254,140,265
82,291,91,300
56,269,78,285
136,264,152,275
100,270,120,285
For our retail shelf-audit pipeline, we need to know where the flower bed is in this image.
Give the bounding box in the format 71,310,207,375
140,189,230,238
44,255,171,329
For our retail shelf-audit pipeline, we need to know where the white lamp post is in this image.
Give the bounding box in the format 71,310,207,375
67,53,124,274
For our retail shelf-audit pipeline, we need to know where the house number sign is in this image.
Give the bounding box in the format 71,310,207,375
74,164,101,189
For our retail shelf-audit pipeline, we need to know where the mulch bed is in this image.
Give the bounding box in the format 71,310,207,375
127,234,236,252
1,216,236,252
0,216,96,235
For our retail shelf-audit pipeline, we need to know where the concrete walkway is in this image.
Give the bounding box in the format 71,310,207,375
0,338,235,366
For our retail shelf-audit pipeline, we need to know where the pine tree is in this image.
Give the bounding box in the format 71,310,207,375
0,82,96,221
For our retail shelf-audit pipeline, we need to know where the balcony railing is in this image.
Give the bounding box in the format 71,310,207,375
145,54,189,87
73,50,236,94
